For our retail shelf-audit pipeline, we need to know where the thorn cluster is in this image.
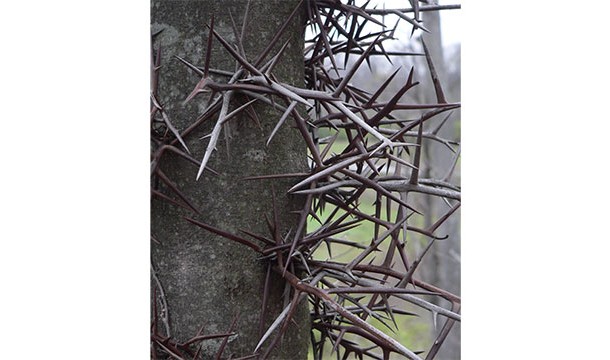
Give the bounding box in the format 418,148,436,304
151,1,461,359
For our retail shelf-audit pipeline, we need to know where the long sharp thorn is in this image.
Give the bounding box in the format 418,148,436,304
228,10,246,57
267,101,297,146
225,98,258,121
365,67,401,107
367,66,418,127
333,34,382,98
390,9,429,33
183,77,210,104
409,118,424,185
259,264,271,338
410,0,420,22
196,92,233,180
288,154,367,193
422,38,447,104
184,217,262,253
443,146,461,182
282,192,313,276
264,39,291,76
210,26,262,76
215,313,239,360
431,111,453,135
333,102,393,149
155,169,200,214
253,0,305,67
204,15,214,77
241,0,251,47
174,55,204,76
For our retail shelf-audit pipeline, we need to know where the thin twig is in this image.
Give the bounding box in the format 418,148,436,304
151,263,171,337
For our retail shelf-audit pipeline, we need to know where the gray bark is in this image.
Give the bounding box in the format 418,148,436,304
151,1,309,358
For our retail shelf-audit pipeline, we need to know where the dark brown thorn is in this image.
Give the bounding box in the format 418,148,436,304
152,144,216,176
425,303,460,360
288,153,369,193
340,169,419,214
151,46,162,96
244,97,262,129
333,34,382,97
443,146,461,182
183,217,262,253
373,192,382,247
151,234,161,245
367,66,418,127
398,237,437,289
421,38,447,104
408,118,424,185
191,324,206,360
364,67,401,108
259,263,272,339
313,5,340,76
210,26,262,76
175,96,222,144
271,184,280,244
344,213,409,272
241,0,251,47
409,0,420,22
343,12,363,69
388,8,429,33
151,28,164,39
364,4,461,16
291,109,324,167
387,102,459,110
203,15,214,78
151,286,159,334
151,337,186,360
253,0,305,67
181,332,235,347
375,40,393,65
160,110,190,154
426,203,461,234
155,169,201,214
239,229,275,246
228,10,246,57
215,313,239,360
319,132,339,160
263,222,362,255
430,111,453,136
332,328,347,354
152,189,195,213
263,39,292,76
340,1,386,27
282,192,313,275
174,55,204,76
242,172,308,181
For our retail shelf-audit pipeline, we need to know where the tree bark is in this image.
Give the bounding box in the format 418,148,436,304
151,1,309,358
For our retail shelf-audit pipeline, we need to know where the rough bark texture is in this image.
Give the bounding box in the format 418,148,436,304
151,1,309,358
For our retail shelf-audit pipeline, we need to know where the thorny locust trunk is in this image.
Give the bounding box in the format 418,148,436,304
151,1,309,358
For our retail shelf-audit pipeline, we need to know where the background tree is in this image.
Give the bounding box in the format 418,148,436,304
417,8,461,359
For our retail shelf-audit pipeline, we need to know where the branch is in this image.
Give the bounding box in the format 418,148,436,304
293,178,461,201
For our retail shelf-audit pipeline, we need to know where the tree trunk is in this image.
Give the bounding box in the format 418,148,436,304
151,1,309,358
419,7,461,360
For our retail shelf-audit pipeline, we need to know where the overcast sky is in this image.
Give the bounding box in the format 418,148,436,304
360,0,461,47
